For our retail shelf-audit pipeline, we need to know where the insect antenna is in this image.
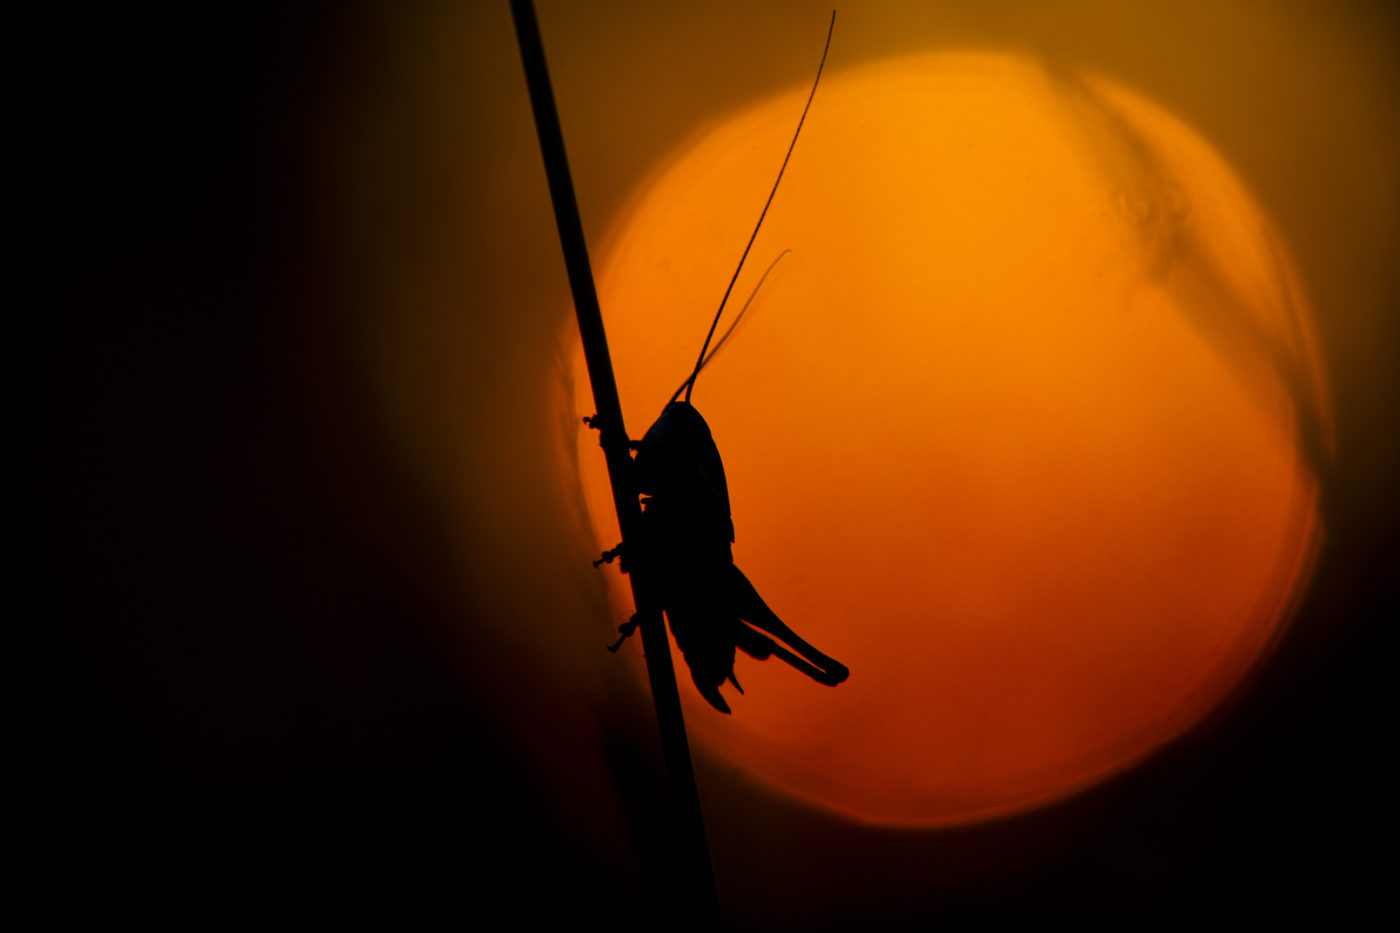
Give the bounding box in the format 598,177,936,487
679,10,835,405
668,249,791,405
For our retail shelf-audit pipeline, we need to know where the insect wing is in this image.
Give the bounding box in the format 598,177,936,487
634,402,735,546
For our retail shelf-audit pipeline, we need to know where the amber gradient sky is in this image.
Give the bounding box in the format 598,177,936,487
13,1,1398,928
572,51,1330,828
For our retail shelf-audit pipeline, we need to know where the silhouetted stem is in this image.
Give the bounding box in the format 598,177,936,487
509,1,720,927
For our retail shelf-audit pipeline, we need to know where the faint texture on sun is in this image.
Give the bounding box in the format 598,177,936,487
559,52,1328,827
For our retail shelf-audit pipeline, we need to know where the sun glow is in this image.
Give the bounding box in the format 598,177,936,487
565,53,1327,826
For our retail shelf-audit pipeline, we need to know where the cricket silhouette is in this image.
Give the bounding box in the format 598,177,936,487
594,13,849,714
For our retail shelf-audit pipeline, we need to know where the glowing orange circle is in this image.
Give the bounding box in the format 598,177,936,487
565,53,1326,826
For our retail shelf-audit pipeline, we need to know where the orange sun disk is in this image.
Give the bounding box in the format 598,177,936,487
564,53,1326,826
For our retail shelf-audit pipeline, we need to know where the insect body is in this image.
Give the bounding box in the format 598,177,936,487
599,13,847,714
626,400,848,713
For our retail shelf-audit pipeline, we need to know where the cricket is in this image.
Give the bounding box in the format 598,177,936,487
594,12,850,714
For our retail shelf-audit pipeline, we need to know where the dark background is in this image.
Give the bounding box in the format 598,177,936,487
11,2,1395,927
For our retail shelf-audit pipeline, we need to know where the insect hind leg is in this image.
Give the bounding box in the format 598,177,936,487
727,565,850,685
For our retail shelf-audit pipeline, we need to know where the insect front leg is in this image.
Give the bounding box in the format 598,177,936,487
593,543,625,568
582,412,643,453
583,412,644,572
606,613,642,653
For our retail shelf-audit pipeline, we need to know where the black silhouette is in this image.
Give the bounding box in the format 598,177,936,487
593,12,848,713
613,401,848,713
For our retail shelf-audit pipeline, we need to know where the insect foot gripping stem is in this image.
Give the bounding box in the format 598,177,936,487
583,414,641,451
607,614,642,653
593,542,625,569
